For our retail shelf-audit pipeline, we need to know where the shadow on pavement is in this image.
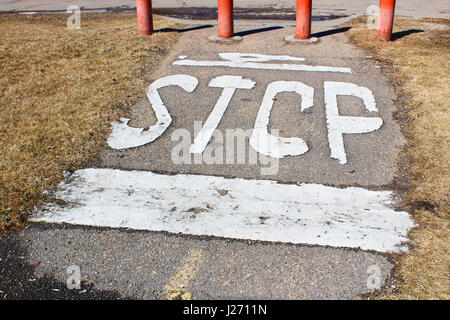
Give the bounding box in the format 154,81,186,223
311,27,351,38
235,26,284,37
0,234,126,300
155,24,214,33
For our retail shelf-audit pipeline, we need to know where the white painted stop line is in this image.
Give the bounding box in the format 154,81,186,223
30,168,415,253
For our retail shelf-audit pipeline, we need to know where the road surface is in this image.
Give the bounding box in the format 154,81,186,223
0,0,449,19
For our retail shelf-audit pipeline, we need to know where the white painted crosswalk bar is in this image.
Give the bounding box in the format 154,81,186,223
30,169,415,253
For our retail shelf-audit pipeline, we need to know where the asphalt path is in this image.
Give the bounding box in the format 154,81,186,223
0,23,414,300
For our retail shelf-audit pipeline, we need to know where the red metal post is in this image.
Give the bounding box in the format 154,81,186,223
295,0,312,39
377,0,396,41
136,0,153,35
218,0,234,38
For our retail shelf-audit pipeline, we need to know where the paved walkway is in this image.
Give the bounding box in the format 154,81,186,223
1,0,449,19
1,23,417,299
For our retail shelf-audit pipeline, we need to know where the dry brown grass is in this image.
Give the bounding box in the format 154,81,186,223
0,13,181,235
342,17,449,299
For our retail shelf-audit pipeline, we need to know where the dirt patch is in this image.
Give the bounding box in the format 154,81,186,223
342,16,449,300
152,7,346,21
0,13,182,235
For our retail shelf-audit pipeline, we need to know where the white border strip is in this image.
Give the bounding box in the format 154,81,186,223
30,169,415,253
173,59,352,73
